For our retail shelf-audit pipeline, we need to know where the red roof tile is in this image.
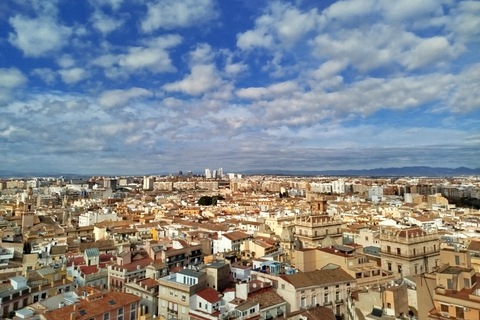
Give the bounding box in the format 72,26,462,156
197,287,222,303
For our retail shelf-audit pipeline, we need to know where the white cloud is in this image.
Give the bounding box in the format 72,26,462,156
313,59,348,80
98,87,153,108
447,1,480,42
403,36,457,70
225,62,247,77
447,63,480,113
312,24,460,72
236,81,298,100
8,15,72,57
237,2,319,50
323,0,377,21
31,68,57,85
141,0,218,32
90,0,123,10
163,64,222,96
57,55,76,69
118,35,182,73
58,68,88,84
0,68,27,104
381,0,444,22
189,43,215,65
90,10,125,35
0,68,27,89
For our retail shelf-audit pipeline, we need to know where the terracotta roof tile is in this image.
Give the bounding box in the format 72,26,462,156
197,287,222,303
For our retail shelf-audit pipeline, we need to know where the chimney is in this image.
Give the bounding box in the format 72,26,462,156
70,312,76,320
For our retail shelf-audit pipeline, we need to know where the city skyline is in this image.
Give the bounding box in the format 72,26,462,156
1,0,479,175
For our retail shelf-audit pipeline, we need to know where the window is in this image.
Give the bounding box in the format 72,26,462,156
396,248,401,255
387,262,392,271
281,284,285,290
440,304,448,312
199,302,202,308
324,293,329,304
464,278,470,288
335,291,340,301
455,255,460,266
387,303,391,309
398,265,402,273
103,312,110,320
250,308,255,314
300,297,306,308
455,306,464,319
181,294,186,302
130,303,136,320
118,307,124,315
447,279,453,289
387,246,391,253
311,295,316,306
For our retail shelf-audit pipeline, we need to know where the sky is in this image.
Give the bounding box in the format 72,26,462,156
1,0,480,175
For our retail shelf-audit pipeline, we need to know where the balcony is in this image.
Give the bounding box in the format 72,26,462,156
381,248,439,259
167,307,178,315
190,250,202,258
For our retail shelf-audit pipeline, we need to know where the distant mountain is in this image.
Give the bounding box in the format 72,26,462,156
1,166,479,178
242,166,480,177
0,170,88,179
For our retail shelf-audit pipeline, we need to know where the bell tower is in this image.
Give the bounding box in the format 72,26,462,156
21,187,35,233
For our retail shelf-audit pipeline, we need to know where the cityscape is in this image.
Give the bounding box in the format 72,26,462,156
0,171,480,320
1,0,480,319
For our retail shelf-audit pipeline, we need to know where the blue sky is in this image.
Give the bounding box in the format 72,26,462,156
1,0,479,175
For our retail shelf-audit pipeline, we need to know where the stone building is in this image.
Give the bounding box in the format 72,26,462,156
380,227,440,277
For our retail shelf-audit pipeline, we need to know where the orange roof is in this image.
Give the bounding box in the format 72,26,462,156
43,291,141,320
197,287,222,304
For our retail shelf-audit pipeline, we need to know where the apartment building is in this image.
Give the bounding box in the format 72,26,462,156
467,239,480,272
41,289,141,320
158,269,207,320
213,231,251,254
124,277,159,316
1,274,73,318
295,244,395,289
274,266,356,317
425,247,480,320
108,252,155,290
294,213,344,248
380,227,440,276
201,260,231,292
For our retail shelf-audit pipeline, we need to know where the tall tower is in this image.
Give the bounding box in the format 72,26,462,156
205,169,211,179
21,187,35,233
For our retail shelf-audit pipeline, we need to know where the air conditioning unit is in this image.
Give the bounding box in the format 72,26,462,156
463,307,470,311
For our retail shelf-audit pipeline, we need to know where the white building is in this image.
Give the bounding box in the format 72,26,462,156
143,176,155,190
78,209,119,227
205,169,212,179
213,231,251,254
